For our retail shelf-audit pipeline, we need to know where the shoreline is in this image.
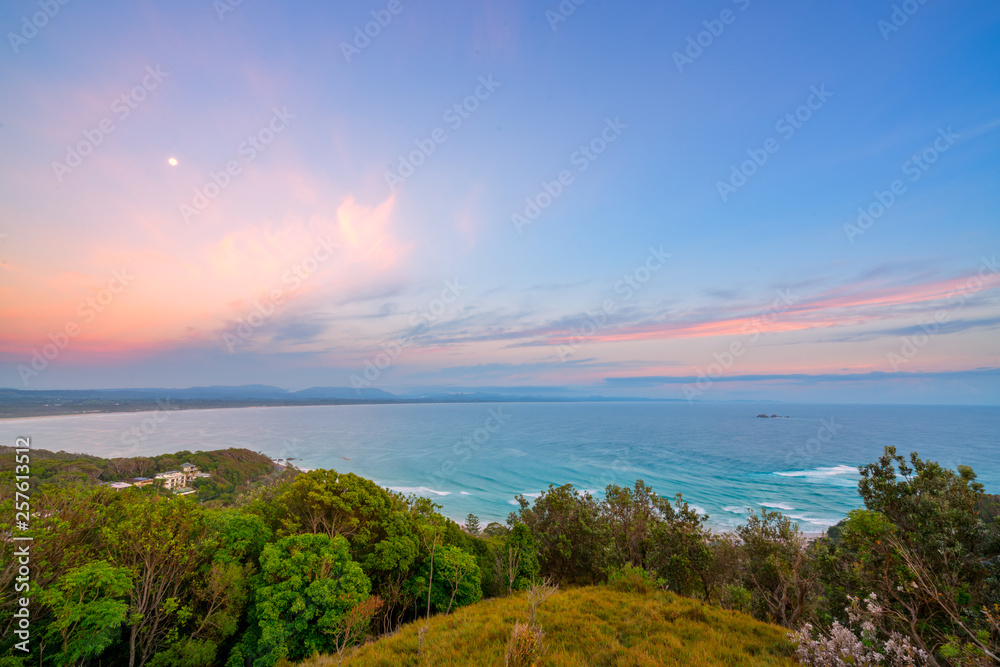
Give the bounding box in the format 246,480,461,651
0,396,675,421
3,396,993,421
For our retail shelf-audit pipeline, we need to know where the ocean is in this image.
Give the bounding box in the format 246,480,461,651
2,402,997,531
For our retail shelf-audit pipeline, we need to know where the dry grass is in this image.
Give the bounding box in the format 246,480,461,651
296,585,799,667
505,621,546,666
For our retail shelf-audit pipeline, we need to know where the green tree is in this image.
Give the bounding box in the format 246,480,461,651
832,447,998,659
483,522,508,538
277,470,417,570
329,595,383,666
647,493,713,598
736,508,819,628
39,561,133,666
513,484,607,584
203,508,272,566
276,470,419,622
101,494,207,667
495,524,540,594
408,546,482,615
603,480,662,569
248,533,371,666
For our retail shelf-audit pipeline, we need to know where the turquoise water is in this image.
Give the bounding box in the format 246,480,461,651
1,402,997,531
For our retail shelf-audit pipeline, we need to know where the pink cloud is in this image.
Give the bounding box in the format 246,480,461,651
539,270,1000,347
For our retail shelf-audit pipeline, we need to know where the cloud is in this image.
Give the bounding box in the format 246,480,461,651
601,367,1000,387
438,265,1000,350
820,315,1000,343
270,319,330,343
0,191,410,360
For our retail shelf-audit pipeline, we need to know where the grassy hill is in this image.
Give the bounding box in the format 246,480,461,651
300,584,798,667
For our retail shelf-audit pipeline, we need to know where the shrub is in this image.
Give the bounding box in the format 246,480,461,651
789,594,931,667
512,484,607,584
505,622,545,667
720,584,752,614
939,633,994,667
607,564,668,595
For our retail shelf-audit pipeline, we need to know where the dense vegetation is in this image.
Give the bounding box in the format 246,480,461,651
0,447,276,504
1,445,998,666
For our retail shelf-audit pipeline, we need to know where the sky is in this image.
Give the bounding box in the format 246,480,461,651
0,0,998,403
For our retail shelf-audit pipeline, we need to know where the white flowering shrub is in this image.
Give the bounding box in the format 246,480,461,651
789,594,931,667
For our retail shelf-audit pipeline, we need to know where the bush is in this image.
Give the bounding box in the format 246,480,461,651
720,585,752,614
789,594,931,667
505,622,545,667
607,564,668,595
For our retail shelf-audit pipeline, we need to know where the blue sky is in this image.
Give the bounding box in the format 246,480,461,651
1,0,998,402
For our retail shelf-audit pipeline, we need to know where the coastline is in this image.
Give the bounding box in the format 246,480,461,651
0,398,400,420
7,403,992,540
0,395,670,421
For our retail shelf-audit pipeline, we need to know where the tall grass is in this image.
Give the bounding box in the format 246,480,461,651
297,583,798,666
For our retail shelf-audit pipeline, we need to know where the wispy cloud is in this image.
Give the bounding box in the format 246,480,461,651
601,368,1000,388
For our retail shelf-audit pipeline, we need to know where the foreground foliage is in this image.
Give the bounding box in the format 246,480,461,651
1,444,997,666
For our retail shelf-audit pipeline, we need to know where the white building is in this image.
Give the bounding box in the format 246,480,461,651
154,471,187,490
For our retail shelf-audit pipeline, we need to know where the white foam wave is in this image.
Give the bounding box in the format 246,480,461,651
689,504,707,515
785,513,838,527
775,465,857,478
723,505,748,514
759,502,796,510
459,491,472,495
388,486,451,497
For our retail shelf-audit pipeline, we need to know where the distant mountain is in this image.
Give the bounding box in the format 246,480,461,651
0,385,667,420
0,385,294,400
292,387,396,400
401,391,661,402
157,385,292,399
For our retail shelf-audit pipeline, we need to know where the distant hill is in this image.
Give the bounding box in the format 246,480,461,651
0,385,663,419
301,584,797,666
0,385,399,418
159,384,293,399
292,386,396,399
